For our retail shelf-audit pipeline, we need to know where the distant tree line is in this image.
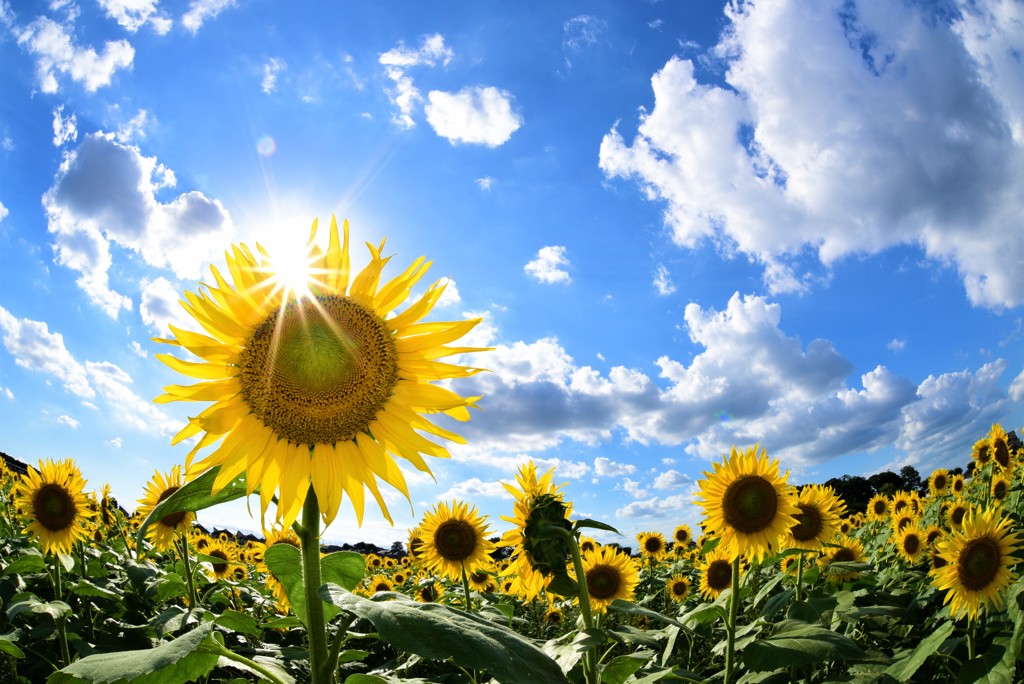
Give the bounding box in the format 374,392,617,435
820,464,963,516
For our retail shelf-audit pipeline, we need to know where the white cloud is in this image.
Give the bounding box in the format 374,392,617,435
182,0,236,33
129,340,147,358
86,360,178,435
16,16,134,93
425,86,522,147
436,477,511,501
0,202,8,223
262,57,285,94
888,338,907,352
43,133,233,318
652,469,691,489
0,306,93,398
1011,368,1024,402
619,478,647,498
436,277,461,308
593,457,637,477
97,0,171,34
1,387,13,399
114,109,151,143
616,493,692,519
599,0,1024,309
476,176,494,191
379,34,453,129
653,264,676,296
57,414,79,429
107,437,123,448
525,245,571,284
563,15,606,51
52,105,77,147
139,277,193,334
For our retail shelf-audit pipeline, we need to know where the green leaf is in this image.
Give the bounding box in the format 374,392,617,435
761,588,794,620
214,610,260,637
600,653,650,684
260,616,304,630
320,551,364,592
136,466,248,547
69,580,120,601
342,676,389,684
321,585,569,684
545,573,579,597
1,552,46,576
337,649,370,664
680,601,727,627
543,631,585,674
883,620,953,680
609,599,686,629
743,621,866,672
47,622,221,683
263,543,308,626
955,642,1015,684
0,638,24,659
573,519,621,535
7,596,72,622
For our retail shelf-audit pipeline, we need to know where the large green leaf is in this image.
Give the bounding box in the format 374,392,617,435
1,551,46,577
600,653,650,684
7,595,72,622
321,585,569,684
47,622,220,684
609,599,686,628
136,467,248,547
743,620,866,672
882,620,953,681
263,545,364,628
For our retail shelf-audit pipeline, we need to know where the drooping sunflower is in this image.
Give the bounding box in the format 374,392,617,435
818,538,866,585
895,524,926,564
14,458,94,555
987,424,1013,472
930,505,1023,621
695,444,798,563
672,524,693,548
419,500,496,582
866,494,889,522
928,469,950,497
666,574,690,603
577,545,638,613
636,531,668,560
698,548,736,600
783,484,843,552
154,217,487,529
136,465,195,552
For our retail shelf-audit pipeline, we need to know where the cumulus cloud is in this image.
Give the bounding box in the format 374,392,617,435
15,16,134,93
435,277,461,308
379,34,453,129
1011,369,1024,402
57,414,79,428
616,493,692,519
139,277,193,334
43,133,233,318
436,477,511,501
262,57,285,94
599,0,1024,308
425,86,522,147
618,478,648,498
97,0,171,34
129,340,147,358
1,387,12,399
594,457,637,477
524,245,571,284
652,469,691,490
52,105,77,147
182,0,236,33
653,264,676,296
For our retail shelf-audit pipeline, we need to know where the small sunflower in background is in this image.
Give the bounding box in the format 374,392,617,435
578,536,599,555
696,444,798,563
467,565,496,593
202,536,239,581
891,491,913,516
136,465,194,552
923,525,943,549
698,548,736,599
366,574,394,594
414,577,444,603
931,505,1022,621
154,217,487,531
970,439,992,470
636,531,668,560
666,574,690,603
988,424,1013,472
818,537,866,585
578,545,638,613
990,474,1010,503
406,527,426,566
892,513,916,534
866,494,889,522
14,458,94,555
928,468,951,497
391,570,408,586
780,554,801,574
895,524,926,564
672,524,693,548
947,499,969,530
419,500,495,582
783,484,844,552
544,606,564,625
950,474,966,496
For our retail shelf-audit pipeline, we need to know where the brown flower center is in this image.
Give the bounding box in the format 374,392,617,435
706,559,732,590
832,548,855,563
671,580,688,597
433,519,477,561
872,500,887,516
644,537,663,554
950,506,967,527
723,475,779,534
33,483,77,532
239,295,398,446
933,474,948,491
209,549,229,574
586,565,623,600
156,486,187,528
901,533,920,556
957,537,1001,591
993,439,1010,468
791,503,823,542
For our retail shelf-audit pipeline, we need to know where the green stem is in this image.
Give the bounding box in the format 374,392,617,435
460,563,474,613
179,534,200,610
52,555,71,667
724,556,741,684
210,640,289,684
326,613,356,679
967,620,976,661
299,486,331,684
794,553,805,603
566,533,599,684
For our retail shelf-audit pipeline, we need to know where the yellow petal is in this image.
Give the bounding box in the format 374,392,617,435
311,443,345,526
155,353,235,380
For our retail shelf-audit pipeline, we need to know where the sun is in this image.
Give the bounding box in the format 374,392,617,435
260,229,319,298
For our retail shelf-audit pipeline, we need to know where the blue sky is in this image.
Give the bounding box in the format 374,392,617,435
0,0,1022,547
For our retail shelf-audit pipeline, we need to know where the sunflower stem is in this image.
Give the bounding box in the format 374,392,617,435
566,532,599,684
460,563,474,613
299,486,331,684
178,533,200,610
967,620,976,660
209,639,289,684
724,555,741,684
51,554,71,667
794,552,804,603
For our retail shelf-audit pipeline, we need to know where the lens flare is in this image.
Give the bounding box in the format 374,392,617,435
257,135,277,157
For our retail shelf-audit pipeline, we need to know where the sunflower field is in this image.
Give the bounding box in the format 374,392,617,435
0,222,1022,683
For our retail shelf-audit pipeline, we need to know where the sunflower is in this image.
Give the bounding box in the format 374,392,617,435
672,524,693,547
695,444,798,563
154,217,487,530
780,554,801,574
467,565,496,593
636,531,668,560
577,545,638,613
136,465,195,552
891,491,912,516
928,469,950,497
784,484,843,552
951,474,966,496
947,499,969,530
987,424,1014,472
892,513,916,534
366,574,394,594
544,606,564,624
895,524,926,564
419,500,495,582
14,459,94,555
818,538,865,585
202,537,239,581
391,570,408,585
578,536,599,555
866,494,889,522
414,577,444,603
666,574,690,603
698,548,736,600
837,518,855,536
923,525,943,549
407,527,426,566
970,439,992,469
991,475,1010,503
930,505,1023,621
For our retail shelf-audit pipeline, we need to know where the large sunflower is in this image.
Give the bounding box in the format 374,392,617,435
136,465,195,551
930,505,1022,621
14,459,94,554
695,445,798,563
418,500,495,581
577,545,638,613
155,217,487,529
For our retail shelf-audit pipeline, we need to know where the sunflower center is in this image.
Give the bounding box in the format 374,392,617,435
832,548,855,563
471,570,489,584
934,474,948,490
156,486,187,528
707,560,732,590
420,585,438,602
209,550,229,574
239,295,398,446
671,580,688,597
433,519,477,561
33,484,77,532
993,481,1008,500
644,537,662,553
587,565,623,600
723,475,778,534
791,503,823,542
957,537,1001,591
373,581,391,592
675,530,689,544
872,500,887,516
951,507,967,526
993,439,1010,468
902,534,920,555
976,444,991,464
